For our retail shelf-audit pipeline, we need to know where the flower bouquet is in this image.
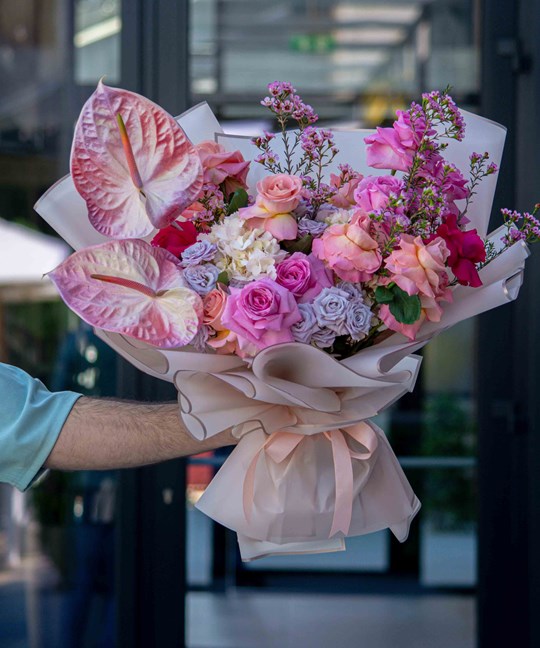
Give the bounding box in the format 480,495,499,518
36,80,536,560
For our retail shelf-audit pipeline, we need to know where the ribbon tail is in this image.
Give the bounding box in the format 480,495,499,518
327,429,355,537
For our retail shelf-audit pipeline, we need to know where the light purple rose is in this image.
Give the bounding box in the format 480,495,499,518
190,324,210,351
183,263,219,295
312,287,349,335
276,252,332,303
291,303,319,344
345,298,372,341
354,175,404,213
221,278,301,350
297,217,328,237
181,241,217,266
336,281,364,300
311,326,337,349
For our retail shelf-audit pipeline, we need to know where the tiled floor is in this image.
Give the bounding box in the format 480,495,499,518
187,591,475,648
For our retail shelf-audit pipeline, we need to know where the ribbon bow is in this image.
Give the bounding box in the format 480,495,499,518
243,422,378,538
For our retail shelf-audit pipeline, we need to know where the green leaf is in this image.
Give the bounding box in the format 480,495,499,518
388,285,421,324
375,284,421,324
216,271,230,286
227,188,249,215
374,286,393,304
281,234,313,254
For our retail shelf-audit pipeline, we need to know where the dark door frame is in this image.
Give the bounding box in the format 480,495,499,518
115,2,191,648
478,0,540,646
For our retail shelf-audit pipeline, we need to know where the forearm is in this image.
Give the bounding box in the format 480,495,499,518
44,396,236,471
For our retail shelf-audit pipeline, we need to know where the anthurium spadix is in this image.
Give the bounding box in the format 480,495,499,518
48,239,203,348
71,80,203,239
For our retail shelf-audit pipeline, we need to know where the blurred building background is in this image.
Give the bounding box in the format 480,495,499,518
0,1,539,647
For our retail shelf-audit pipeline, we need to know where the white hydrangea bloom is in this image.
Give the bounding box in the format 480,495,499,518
323,208,353,226
201,215,286,281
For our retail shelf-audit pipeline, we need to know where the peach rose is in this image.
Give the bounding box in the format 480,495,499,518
238,174,302,241
203,285,228,331
196,141,250,195
312,220,382,282
257,174,303,213
383,234,452,333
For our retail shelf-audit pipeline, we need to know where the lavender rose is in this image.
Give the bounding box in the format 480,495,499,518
312,287,350,334
297,217,328,237
311,327,337,349
276,252,332,303
190,324,210,351
221,278,301,350
183,263,219,295
345,298,373,340
336,281,364,300
291,303,319,344
181,241,217,266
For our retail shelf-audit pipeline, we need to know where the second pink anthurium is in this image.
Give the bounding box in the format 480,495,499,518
48,239,203,348
71,80,203,238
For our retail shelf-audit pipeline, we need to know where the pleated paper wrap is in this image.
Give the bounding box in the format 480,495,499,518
36,103,529,560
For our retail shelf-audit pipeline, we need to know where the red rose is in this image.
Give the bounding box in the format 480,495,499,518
150,221,198,258
435,214,486,287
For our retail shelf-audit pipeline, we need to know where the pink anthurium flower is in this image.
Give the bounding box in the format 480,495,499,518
48,239,203,348
71,80,203,239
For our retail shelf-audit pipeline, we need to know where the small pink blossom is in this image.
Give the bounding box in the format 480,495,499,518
221,278,301,350
195,141,250,195
312,220,382,282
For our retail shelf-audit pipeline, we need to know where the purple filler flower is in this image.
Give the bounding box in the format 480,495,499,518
181,241,217,267
312,287,349,334
183,264,219,295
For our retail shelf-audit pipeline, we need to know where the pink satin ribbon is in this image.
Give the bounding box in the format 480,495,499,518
243,422,378,538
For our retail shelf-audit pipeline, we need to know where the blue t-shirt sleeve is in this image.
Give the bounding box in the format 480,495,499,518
0,363,81,491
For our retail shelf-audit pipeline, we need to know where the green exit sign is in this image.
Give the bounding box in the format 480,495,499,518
289,33,336,54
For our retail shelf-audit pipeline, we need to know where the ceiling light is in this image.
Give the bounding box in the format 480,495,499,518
74,16,121,48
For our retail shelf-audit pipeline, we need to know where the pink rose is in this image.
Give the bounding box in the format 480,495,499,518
329,173,362,208
196,141,250,195
150,221,198,257
354,175,404,213
207,329,257,358
238,174,303,241
384,234,452,326
221,278,301,350
257,174,303,213
379,305,425,341
203,285,228,330
276,252,333,303
364,110,426,172
312,220,382,283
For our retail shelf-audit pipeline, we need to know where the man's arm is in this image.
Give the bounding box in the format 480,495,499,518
44,396,236,471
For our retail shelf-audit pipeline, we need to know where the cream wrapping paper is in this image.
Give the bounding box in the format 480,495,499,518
35,102,528,560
